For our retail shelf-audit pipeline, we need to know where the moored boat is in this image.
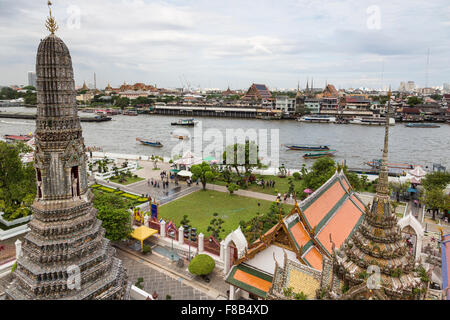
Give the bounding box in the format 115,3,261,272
123,110,138,116
297,115,336,123
136,138,163,147
171,118,197,126
285,144,330,151
405,123,440,128
4,134,33,142
303,150,337,159
365,159,414,170
349,117,395,126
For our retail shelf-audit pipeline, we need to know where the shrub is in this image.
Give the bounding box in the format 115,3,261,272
293,172,301,180
11,261,17,273
294,291,308,300
142,245,152,255
166,295,172,300
188,254,215,276
283,287,293,297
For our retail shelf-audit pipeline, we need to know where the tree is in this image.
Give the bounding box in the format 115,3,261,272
302,157,336,190
421,188,447,221
227,183,238,194
407,96,423,106
222,140,261,180
288,178,295,195
188,254,215,276
93,192,132,241
207,213,225,240
190,162,215,190
421,172,450,192
150,155,163,170
180,214,191,228
115,97,130,110
0,142,36,220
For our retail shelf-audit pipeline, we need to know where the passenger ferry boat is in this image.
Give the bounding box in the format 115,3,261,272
297,115,336,123
136,138,163,147
171,118,197,126
349,117,395,126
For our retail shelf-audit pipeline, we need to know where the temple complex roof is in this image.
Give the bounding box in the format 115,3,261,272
227,170,366,299
242,83,273,101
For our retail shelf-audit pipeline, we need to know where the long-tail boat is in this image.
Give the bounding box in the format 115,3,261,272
136,138,163,147
4,134,33,142
405,123,440,128
303,150,337,159
285,144,330,151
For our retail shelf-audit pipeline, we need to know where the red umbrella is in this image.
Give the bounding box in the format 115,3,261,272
303,188,313,194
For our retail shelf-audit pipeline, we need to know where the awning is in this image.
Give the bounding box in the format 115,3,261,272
170,169,180,173
225,264,273,299
130,226,159,251
407,187,417,193
177,170,193,177
203,156,216,162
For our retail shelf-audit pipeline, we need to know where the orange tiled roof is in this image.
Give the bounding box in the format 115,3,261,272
290,221,311,247
302,247,323,271
316,197,364,254
303,179,346,228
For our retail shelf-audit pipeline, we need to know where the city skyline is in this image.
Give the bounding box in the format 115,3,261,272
0,0,449,89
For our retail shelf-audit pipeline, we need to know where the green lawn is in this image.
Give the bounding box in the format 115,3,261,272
109,176,145,185
214,174,305,196
158,190,292,238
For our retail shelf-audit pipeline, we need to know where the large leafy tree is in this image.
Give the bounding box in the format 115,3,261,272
0,142,36,220
302,157,336,191
190,161,215,190
222,140,261,185
421,172,450,192
93,191,132,241
420,188,448,221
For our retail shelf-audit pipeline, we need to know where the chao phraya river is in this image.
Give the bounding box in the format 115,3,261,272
1,107,449,170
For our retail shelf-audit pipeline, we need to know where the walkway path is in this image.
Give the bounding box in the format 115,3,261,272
116,244,228,300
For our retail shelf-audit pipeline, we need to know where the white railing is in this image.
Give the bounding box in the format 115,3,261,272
0,212,32,227
130,285,154,300
0,224,30,241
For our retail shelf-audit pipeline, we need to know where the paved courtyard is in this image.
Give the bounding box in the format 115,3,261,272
117,250,213,300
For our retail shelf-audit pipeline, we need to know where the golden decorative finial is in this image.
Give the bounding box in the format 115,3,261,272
45,1,58,34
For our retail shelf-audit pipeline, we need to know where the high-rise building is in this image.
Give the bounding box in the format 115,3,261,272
28,71,37,88
6,4,129,300
443,83,450,93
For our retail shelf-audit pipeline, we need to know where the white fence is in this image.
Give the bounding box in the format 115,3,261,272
0,224,30,241
0,212,32,227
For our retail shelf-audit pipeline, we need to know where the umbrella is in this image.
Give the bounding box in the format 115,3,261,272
303,188,313,194
407,187,417,193
177,170,193,177
203,156,216,162
409,166,426,178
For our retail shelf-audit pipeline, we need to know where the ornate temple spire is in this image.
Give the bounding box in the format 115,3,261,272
375,87,392,198
45,1,58,34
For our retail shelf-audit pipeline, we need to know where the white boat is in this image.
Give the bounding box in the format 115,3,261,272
349,117,395,126
297,115,336,123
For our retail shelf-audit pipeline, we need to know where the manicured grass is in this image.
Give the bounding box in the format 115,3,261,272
109,176,145,185
158,190,292,239
214,174,305,196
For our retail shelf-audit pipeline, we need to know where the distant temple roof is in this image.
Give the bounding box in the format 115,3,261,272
242,83,273,101
322,84,338,98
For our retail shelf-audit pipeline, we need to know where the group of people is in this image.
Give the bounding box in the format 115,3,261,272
275,192,294,205
257,178,276,189
148,176,170,189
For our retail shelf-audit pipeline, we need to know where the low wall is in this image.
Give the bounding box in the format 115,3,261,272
129,285,154,300
0,224,30,241
0,212,32,227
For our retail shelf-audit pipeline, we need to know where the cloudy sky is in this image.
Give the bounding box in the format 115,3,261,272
0,0,449,90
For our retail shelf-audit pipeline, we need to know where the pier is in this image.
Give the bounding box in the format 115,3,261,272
0,111,111,122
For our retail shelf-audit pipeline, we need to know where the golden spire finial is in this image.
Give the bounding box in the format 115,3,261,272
45,1,58,34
